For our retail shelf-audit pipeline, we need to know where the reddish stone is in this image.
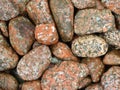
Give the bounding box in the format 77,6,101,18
103,50,120,65
96,0,105,10
71,0,96,9
17,45,51,81
85,84,103,90
0,73,18,90
74,9,115,35
35,24,59,45
78,77,92,89
9,16,35,55
102,0,120,15
21,80,41,90
50,0,74,42
72,35,108,57
0,0,19,21
101,66,120,90
51,42,78,61
41,61,89,90
0,21,8,37
82,58,104,82
0,33,18,71
27,0,53,25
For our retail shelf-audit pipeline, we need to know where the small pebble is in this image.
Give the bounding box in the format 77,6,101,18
72,35,108,57
0,21,8,37
17,45,51,81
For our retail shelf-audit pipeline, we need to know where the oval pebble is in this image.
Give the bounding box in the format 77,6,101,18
72,35,108,57
9,16,35,55
0,73,18,90
74,9,115,35
17,45,51,81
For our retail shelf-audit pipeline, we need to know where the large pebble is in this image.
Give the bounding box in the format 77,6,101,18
74,9,115,35
0,73,18,90
0,0,19,21
72,35,108,57
9,16,35,55
50,0,74,42
0,33,18,71
41,61,89,90
104,30,120,49
102,0,120,15
17,45,51,81
27,0,53,25
101,66,120,90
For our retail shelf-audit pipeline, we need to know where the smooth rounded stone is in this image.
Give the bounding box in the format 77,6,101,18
10,0,29,14
102,0,120,15
78,77,92,89
35,24,59,45
101,66,120,90
114,14,120,30
9,16,35,55
0,0,19,21
71,0,96,9
32,41,41,49
0,34,18,71
72,35,108,57
41,61,89,90
85,84,103,90
0,21,8,37
103,50,120,65
82,58,104,82
51,42,78,61
74,9,115,35
0,73,18,90
104,30,120,49
21,80,41,90
27,0,53,25
50,0,74,42
17,45,51,81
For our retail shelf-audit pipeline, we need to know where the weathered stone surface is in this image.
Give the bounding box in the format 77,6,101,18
71,0,96,9
78,77,92,89
72,35,108,57
0,21,8,37
10,0,29,14
35,24,59,45
103,50,120,65
0,0,19,21
74,9,115,35
101,66,120,90
104,30,120,49
51,42,78,61
27,0,53,25
85,84,103,90
0,73,18,90
9,16,35,55
102,0,120,15
21,80,41,90
50,0,74,42
82,58,104,82
41,61,89,90
17,45,51,81
0,33,18,71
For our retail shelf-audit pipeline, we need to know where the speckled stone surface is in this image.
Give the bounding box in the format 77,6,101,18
0,0,19,21
50,0,74,42
72,35,108,57
41,61,89,90
17,45,51,81
0,21,8,37
74,9,115,35
0,73,18,90
9,16,35,55
85,83,103,90
101,66,120,90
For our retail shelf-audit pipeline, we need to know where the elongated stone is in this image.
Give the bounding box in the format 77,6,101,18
50,0,74,42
